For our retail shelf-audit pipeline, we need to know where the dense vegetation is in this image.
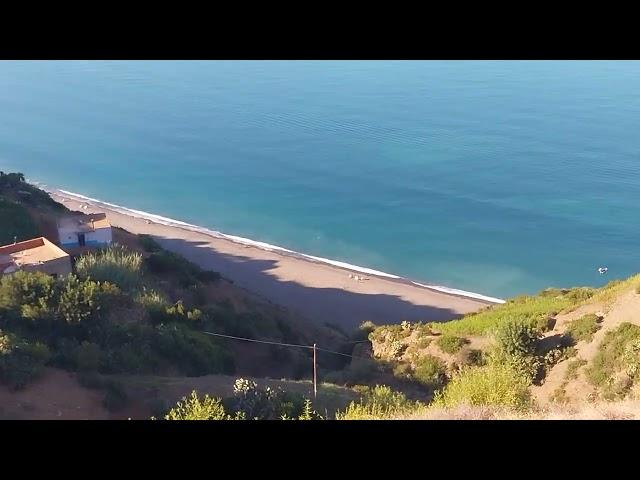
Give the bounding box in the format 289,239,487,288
0,270,234,389
0,199,40,244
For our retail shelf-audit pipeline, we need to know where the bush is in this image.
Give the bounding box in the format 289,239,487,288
566,314,602,344
436,335,468,354
76,341,102,372
336,385,423,420
75,245,143,292
457,348,485,367
0,331,51,389
154,323,234,376
432,363,532,411
412,355,446,387
352,320,376,342
0,271,57,321
490,319,542,382
57,275,120,325
165,390,233,420
102,381,129,412
230,378,293,420
493,320,541,358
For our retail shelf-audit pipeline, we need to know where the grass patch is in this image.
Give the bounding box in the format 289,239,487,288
75,245,143,292
565,358,587,381
428,292,576,336
591,274,640,307
550,384,570,404
431,363,532,411
565,314,602,344
586,322,640,400
436,335,468,354
412,355,447,387
0,198,40,244
336,385,424,420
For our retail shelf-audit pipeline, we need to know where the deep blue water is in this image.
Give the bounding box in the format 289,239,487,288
1,60,639,298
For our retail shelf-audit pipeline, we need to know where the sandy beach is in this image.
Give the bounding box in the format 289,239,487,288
49,190,495,330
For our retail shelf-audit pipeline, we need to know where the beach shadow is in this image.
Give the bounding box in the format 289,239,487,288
149,235,478,331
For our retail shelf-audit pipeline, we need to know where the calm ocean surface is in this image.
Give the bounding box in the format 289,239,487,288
1,61,639,298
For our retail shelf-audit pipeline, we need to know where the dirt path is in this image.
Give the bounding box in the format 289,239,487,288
533,290,640,405
0,368,109,420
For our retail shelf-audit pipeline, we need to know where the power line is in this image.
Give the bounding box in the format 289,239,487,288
201,330,374,361
202,331,313,350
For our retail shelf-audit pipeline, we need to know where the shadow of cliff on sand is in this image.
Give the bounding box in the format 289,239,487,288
150,235,471,331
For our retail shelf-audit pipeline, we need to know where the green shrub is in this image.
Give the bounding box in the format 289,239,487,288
57,275,120,324
490,319,542,382
0,271,57,321
565,314,602,344
352,320,376,342
75,245,142,292
230,378,303,420
436,335,468,354
412,355,446,387
76,341,102,372
494,319,540,354
102,381,129,412
457,348,485,367
432,363,531,411
165,390,231,420
154,323,234,376
336,385,423,420
0,331,51,389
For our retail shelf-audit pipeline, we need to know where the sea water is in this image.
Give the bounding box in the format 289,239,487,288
0,60,638,298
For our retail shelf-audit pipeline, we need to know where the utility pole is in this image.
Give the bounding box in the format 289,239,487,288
313,343,317,399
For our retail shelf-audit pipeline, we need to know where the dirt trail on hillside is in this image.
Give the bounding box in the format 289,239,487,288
533,290,640,405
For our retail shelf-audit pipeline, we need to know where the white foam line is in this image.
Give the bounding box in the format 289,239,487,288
412,282,506,304
49,185,505,304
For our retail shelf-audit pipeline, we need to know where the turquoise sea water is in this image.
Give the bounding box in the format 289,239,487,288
0,60,639,299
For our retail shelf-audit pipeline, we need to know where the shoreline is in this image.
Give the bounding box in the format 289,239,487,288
38,183,502,329
41,185,505,305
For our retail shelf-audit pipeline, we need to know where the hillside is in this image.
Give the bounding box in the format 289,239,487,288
0,172,367,419
342,274,640,419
